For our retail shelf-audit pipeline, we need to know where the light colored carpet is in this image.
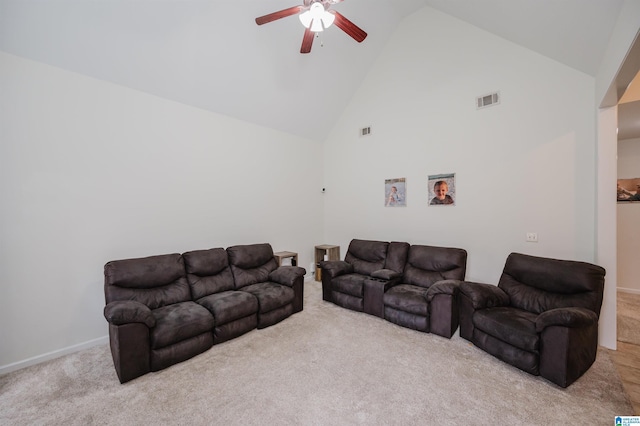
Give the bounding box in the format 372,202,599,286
618,291,640,346
0,282,633,425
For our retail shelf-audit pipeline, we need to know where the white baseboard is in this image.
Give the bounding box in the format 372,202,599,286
617,287,640,295
0,335,108,376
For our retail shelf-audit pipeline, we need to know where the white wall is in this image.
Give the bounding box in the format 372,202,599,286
617,138,640,293
597,107,618,349
0,52,324,370
324,7,596,285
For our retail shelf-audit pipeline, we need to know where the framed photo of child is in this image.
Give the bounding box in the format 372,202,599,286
385,178,406,207
428,173,455,206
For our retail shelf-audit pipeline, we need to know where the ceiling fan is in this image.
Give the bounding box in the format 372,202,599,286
255,0,367,54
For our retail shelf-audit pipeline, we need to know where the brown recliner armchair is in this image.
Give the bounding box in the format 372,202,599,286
383,245,467,338
458,253,605,387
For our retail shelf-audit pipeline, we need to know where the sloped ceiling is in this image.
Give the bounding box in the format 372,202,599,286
0,0,630,141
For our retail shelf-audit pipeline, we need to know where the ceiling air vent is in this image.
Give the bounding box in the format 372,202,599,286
477,92,500,109
360,126,372,137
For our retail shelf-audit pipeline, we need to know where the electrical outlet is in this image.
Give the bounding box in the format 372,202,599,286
526,232,538,243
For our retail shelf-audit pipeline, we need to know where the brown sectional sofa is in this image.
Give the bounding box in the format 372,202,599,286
103,243,305,383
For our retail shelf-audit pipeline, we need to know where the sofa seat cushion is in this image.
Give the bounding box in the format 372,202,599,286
241,282,294,313
150,301,214,349
383,284,429,316
332,273,367,298
473,307,539,352
196,291,258,325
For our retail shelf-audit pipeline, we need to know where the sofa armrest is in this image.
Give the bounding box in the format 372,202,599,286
319,260,353,279
426,279,461,302
371,268,403,280
104,300,155,328
459,282,509,309
535,307,598,332
269,266,307,287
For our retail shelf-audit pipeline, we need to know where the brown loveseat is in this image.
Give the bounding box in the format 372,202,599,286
320,239,467,338
103,243,305,383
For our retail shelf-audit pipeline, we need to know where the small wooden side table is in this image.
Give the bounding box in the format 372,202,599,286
314,244,340,281
274,251,298,267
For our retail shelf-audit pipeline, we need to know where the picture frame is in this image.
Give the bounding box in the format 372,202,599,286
617,178,640,202
428,173,456,206
385,178,406,207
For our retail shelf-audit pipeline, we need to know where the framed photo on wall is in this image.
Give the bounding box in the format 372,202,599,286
385,178,406,207
428,173,455,206
617,178,640,202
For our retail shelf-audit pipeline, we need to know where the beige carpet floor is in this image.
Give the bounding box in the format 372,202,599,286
0,282,633,425
618,291,640,346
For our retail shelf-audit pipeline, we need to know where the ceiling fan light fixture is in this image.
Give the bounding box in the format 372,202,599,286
299,2,334,32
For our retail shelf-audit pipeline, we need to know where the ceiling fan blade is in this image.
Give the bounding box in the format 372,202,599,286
332,11,367,43
255,6,303,25
300,27,314,54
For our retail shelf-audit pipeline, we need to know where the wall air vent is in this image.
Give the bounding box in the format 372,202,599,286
360,126,372,137
477,92,500,109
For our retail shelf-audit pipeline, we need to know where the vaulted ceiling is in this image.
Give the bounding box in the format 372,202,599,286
0,0,633,141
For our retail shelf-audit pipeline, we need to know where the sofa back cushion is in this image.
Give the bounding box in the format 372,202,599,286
402,245,467,289
384,241,410,273
498,253,606,315
183,248,235,299
104,253,190,309
227,243,278,289
344,239,389,276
